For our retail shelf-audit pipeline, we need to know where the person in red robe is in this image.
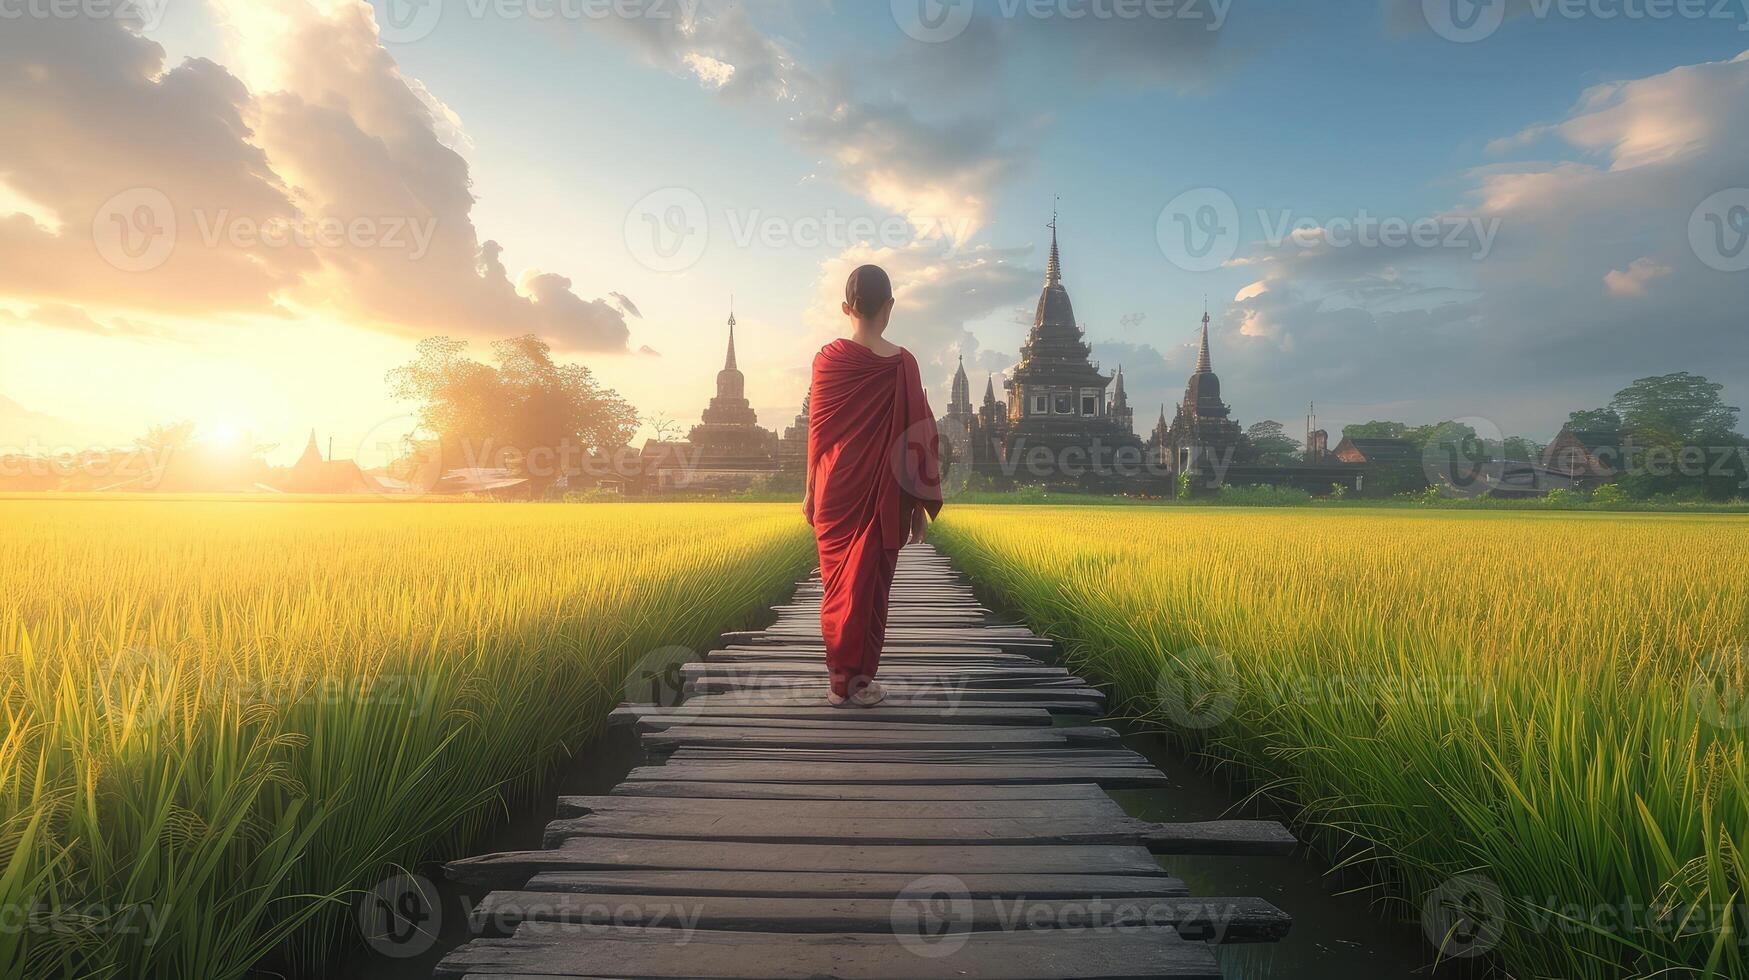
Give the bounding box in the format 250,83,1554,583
803,265,943,707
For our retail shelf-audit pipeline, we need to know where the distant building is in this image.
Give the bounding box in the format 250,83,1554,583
272,431,382,494
1163,311,1245,483
1001,217,1142,468
1334,437,1418,466
1542,426,1622,486
686,307,779,464
777,392,809,465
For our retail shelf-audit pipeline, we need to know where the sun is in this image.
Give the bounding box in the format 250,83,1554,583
203,418,247,450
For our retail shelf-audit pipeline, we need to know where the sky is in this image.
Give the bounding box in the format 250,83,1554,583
1,0,1746,465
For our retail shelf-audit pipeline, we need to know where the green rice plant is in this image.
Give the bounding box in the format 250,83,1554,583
933,505,1749,980
0,498,815,979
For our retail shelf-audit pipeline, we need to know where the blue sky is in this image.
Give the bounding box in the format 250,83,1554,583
2,1,1746,460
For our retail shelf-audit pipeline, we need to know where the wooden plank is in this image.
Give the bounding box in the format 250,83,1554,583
624,763,1168,788
541,812,1289,854
521,870,1191,900
665,747,1149,765
608,705,1055,727
436,923,1223,979
464,838,1167,876
557,794,1132,820
608,781,1113,801
538,812,1154,850
681,689,1104,704
640,726,1119,750
471,891,1291,944
542,813,1162,848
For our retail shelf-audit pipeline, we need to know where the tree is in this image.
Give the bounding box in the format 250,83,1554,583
388,336,638,493
1566,407,1623,432
1610,372,1739,442
1600,373,1744,500
1343,420,1410,441
1245,420,1301,465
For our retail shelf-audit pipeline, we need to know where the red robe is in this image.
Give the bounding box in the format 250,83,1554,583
804,340,943,697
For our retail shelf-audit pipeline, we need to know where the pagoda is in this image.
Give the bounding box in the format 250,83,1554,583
1001,215,1141,467
687,305,778,463
1163,310,1244,480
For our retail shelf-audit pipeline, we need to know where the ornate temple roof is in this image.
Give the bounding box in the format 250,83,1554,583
1013,216,1104,387
948,354,973,416
1183,310,1228,417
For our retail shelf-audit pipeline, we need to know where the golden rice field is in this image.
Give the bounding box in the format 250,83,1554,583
933,506,1749,980
0,497,815,980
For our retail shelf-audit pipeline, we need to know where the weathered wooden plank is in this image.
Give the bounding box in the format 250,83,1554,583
542,813,1162,848
631,716,1083,735
1143,820,1298,857
471,891,1290,944
624,763,1167,788
542,812,1288,855
521,870,1191,900
463,838,1166,876
435,923,1224,979
555,795,1131,820
672,696,1106,715
665,747,1149,765
640,725,1119,750
681,688,1104,704
608,781,1113,801
608,705,1055,727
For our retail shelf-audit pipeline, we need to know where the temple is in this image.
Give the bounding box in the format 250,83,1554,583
686,305,778,463
997,216,1142,466
1158,309,1244,480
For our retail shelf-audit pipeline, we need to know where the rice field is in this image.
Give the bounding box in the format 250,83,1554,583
932,506,1749,980
0,497,815,980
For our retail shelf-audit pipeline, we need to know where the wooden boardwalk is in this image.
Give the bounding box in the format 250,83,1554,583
437,544,1295,979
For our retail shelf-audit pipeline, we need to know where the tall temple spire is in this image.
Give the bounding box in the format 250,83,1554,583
724,300,738,372
1045,207,1062,287
1195,308,1212,374
984,374,997,406
949,354,973,416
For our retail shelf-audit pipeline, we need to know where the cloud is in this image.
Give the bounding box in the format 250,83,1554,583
1603,257,1673,298
1,303,167,339
1203,50,1749,436
586,1,1037,239
0,4,636,352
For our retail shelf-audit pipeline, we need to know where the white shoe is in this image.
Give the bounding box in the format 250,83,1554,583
849,680,887,707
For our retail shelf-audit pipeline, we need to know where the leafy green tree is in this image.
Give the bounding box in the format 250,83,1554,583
1600,373,1744,500
1245,420,1301,465
389,335,638,492
1343,420,1410,441
1566,407,1623,431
